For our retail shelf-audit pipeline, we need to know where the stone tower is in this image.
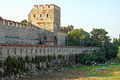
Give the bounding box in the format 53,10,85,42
28,4,60,33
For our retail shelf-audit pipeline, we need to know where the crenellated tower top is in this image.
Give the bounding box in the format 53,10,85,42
33,4,60,8
28,4,61,33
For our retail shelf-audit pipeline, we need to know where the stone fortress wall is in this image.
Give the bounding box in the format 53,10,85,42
0,44,98,60
0,4,98,60
0,17,60,45
0,19,39,44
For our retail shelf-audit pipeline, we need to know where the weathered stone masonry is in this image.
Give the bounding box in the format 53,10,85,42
0,44,98,60
0,18,59,45
28,4,60,33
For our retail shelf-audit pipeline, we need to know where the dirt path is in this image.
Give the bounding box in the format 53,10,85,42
19,70,89,80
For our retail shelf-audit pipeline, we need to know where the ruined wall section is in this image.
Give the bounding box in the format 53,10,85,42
0,44,98,60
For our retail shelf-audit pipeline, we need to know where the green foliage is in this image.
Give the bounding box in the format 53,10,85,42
94,48,106,63
110,36,120,60
63,64,73,68
90,28,119,60
71,65,104,71
25,56,30,63
67,27,120,60
47,55,53,62
42,56,47,62
117,47,120,58
0,60,2,67
31,57,35,63
53,54,56,59
17,57,26,72
4,56,26,76
115,46,120,62
34,55,46,63
20,19,27,24
90,28,111,47
83,53,97,65
67,28,91,46
57,54,65,60
85,64,120,78
74,48,106,65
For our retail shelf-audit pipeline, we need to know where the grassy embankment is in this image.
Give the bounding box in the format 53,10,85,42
66,64,120,80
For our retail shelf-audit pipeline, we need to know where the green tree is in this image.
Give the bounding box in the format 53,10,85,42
111,37,120,58
105,36,120,60
90,28,111,47
90,28,114,60
67,28,91,46
20,19,27,24
116,46,120,61
117,46,120,58
95,48,106,63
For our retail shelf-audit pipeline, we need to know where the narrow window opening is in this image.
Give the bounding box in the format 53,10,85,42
34,14,36,18
46,14,48,17
40,14,42,17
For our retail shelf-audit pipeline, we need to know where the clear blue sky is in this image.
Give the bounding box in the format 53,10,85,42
0,0,120,39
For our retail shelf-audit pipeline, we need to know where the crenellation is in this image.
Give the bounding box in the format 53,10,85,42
16,22,19,28
13,22,16,27
50,4,54,6
3,19,7,25
0,4,98,60
37,4,55,8
34,5,38,8
29,4,60,33
39,4,43,7
45,4,49,6
8,20,14,26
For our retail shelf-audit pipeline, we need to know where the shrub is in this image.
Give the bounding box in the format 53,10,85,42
0,60,2,67
74,48,106,65
47,55,53,62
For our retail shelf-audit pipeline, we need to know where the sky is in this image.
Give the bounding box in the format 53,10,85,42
0,0,120,39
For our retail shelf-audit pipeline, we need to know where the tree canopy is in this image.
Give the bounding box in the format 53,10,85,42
67,28,91,46
67,27,120,61
90,28,111,47
20,19,27,24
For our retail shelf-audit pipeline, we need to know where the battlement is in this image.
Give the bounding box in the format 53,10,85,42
0,17,40,31
33,4,60,9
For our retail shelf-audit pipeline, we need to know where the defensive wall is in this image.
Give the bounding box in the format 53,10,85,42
0,18,64,45
0,44,98,60
0,4,98,61
0,19,39,44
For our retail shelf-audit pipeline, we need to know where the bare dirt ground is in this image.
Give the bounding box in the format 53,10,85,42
18,70,89,80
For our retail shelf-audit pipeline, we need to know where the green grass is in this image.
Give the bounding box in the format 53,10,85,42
71,65,104,71
69,64,120,80
85,64,120,77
